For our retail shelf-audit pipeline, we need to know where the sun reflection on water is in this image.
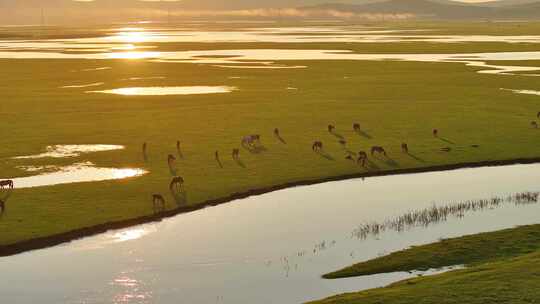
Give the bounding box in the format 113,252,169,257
112,228,152,243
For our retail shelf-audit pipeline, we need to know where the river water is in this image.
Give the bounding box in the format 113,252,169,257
1,163,540,304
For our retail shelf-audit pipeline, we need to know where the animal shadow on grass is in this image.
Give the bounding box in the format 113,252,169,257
355,129,372,139
235,158,247,168
275,134,287,144
169,166,178,177
437,137,456,145
243,145,267,154
171,190,188,206
330,131,345,140
406,152,425,163
362,159,379,171
315,149,334,160
374,155,399,168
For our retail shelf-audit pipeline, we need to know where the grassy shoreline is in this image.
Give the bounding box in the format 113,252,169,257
2,157,540,257
310,224,540,304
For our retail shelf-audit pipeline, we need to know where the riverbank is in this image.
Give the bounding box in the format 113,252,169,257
310,225,540,304
3,157,540,257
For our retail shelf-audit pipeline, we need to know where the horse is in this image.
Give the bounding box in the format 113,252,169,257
328,125,336,133
0,180,13,189
169,176,185,192
532,121,538,129
433,129,439,137
152,194,166,212
312,141,323,152
242,135,260,148
357,156,366,167
537,112,540,119
401,143,409,153
232,148,240,160
371,146,387,157
353,123,361,132
357,151,368,166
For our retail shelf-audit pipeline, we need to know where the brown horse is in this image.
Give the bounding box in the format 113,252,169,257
328,125,335,133
312,141,323,152
0,180,13,189
371,146,387,156
357,151,368,166
169,176,185,192
167,154,176,165
433,129,439,137
353,123,361,132
152,194,166,212
232,148,240,160
401,143,409,153
532,121,538,129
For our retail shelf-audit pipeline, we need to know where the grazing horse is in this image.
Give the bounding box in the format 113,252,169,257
169,176,185,192
0,180,13,189
357,151,368,166
328,125,336,133
353,123,361,132
312,141,323,152
433,129,439,137
401,143,409,153
532,121,538,129
357,156,366,167
152,194,166,212
242,135,261,148
371,146,387,157
232,148,240,160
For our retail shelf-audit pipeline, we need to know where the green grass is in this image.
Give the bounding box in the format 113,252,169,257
309,251,540,304
324,224,540,279
1,21,540,249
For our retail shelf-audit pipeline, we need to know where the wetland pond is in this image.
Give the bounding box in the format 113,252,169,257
1,163,540,303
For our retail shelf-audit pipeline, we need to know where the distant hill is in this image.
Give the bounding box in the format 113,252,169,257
304,0,540,19
0,0,539,24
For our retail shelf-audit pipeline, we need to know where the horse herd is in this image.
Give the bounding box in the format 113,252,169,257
145,123,444,213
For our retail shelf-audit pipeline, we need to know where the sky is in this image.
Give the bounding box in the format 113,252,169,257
0,0,517,25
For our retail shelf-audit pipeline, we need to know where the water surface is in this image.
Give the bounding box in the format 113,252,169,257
88,86,236,96
2,164,540,303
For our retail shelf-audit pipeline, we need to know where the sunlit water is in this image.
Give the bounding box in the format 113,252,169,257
2,164,540,303
7,162,147,189
88,86,236,96
1,25,540,76
502,88,540,96
14,144,125,159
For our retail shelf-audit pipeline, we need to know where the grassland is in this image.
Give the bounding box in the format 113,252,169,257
309,225,540,304
0,22,540,255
